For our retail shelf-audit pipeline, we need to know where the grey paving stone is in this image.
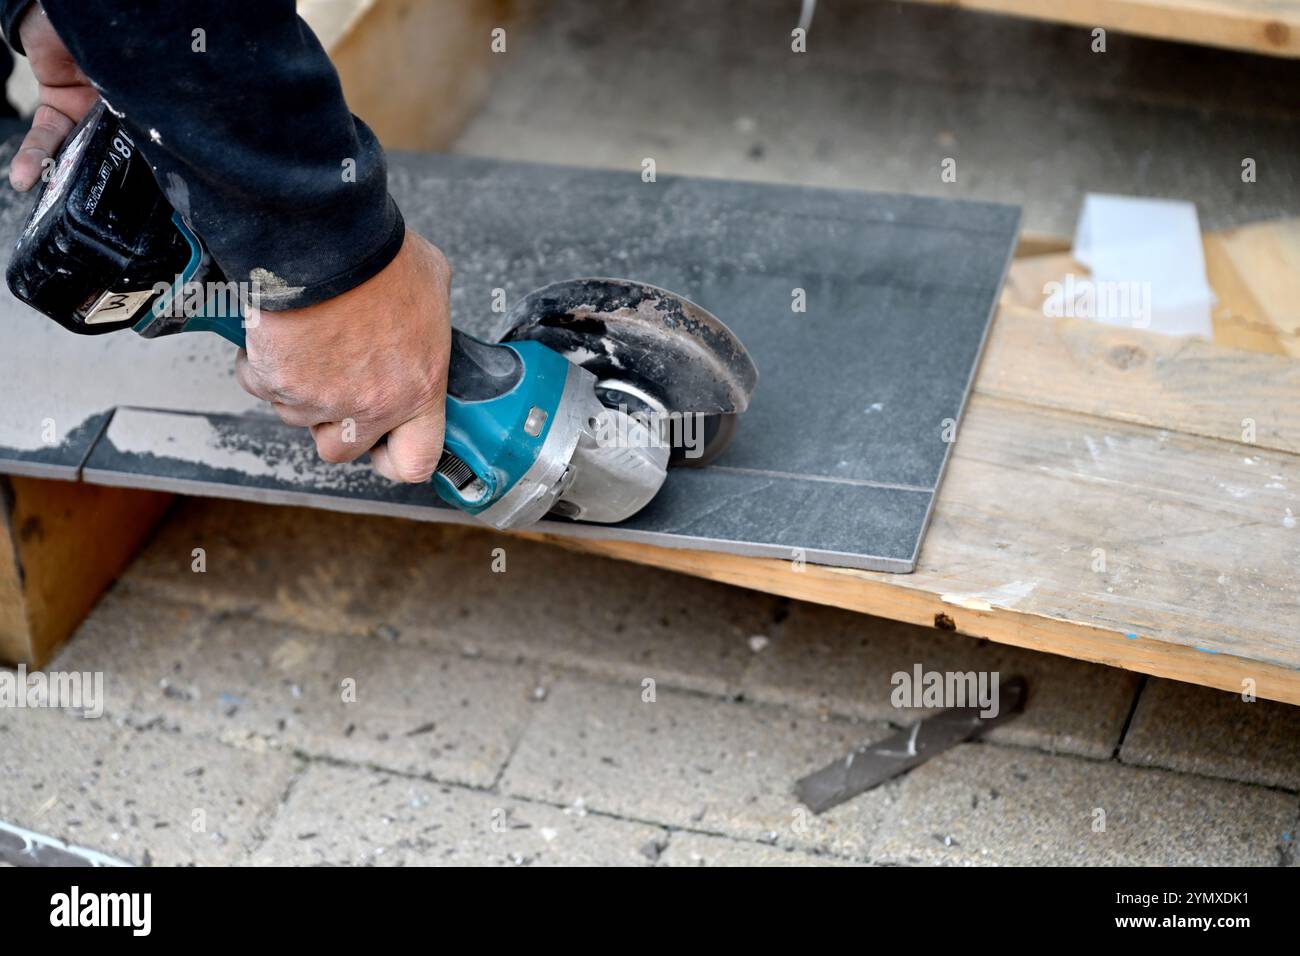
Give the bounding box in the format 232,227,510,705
79,728,298,867
249,762,664,866
378,519,775,693
0,707,296,866
120,497,413,639
455,0,1300,235
658,831,857,867
870,743,1297,866
499,677,897,858
125,498,772,696
740,602,1139,759
114,610,541,789
0,707,119,829
1120,679,1300,792
45,587,205,718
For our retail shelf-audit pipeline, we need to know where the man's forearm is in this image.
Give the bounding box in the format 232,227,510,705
7,0,403,310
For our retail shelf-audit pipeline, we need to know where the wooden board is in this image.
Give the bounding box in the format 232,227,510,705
900,0,1300,58
300,0,522,151
545,307,1300,705
1204,218,1300,355
552,218,1300,704
0,477,172,667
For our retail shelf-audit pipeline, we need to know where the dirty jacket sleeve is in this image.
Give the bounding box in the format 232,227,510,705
2,0,405,310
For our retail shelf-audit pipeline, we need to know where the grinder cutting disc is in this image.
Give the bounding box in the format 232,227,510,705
500,278,757,465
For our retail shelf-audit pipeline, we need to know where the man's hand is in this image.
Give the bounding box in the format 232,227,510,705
237,230,452,483
10,6,99,192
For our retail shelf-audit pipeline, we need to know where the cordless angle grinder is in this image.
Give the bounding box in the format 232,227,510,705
6,102,757,530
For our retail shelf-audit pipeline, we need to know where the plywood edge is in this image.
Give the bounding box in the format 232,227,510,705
1204,218,1300,357
536,533,1300,706
0,476,173,667
901,0,1300,58
315,0,523,151
1014,232,1072,258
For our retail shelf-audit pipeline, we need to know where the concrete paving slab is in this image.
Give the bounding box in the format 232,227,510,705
295,637,540,787
0,707,296,866
109,609,539,789
76,727,298,867
45,567,543,788
38,587,205,719
870,743,1297,866
498,676,898,858
739,602,1141,758
1120,678,1300,792
121,497,417,639
658,831,857,867
125,498,773,696
0,707,119,831
455,0,1300,235
378,518,775,694
249,762,664,866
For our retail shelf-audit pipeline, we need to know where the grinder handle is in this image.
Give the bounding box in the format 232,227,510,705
184,292,543,513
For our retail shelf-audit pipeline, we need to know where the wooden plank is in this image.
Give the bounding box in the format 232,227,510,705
544,389,1300,705
1204,218,1300,356
0,477,172,667
536,246,1300,704
302,0,521,151
979,304,1300,454
900,0,1300,58
1013,233,1074,258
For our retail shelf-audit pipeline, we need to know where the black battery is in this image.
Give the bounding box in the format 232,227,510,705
6,100,193,335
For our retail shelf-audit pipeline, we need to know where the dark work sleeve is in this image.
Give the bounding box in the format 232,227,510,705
0,1,31,53
29,1,404,310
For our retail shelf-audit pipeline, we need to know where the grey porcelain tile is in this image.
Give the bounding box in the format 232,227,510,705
9,154,1017,571
83,407,932,571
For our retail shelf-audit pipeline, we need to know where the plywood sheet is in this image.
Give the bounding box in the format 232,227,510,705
898,0,1300,58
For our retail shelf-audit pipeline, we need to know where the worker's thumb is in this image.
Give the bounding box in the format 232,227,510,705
369,407,445,484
